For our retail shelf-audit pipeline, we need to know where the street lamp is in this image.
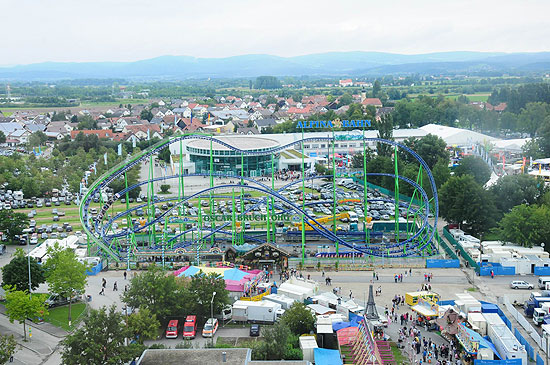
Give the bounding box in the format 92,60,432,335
210,291,217,347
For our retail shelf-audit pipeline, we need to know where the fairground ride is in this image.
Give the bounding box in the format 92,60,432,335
79,133,439,265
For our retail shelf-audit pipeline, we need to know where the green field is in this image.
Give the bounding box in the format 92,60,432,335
408,92,490,102
45,302,87,331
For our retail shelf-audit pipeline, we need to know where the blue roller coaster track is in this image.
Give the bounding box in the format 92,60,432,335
79,134,439,262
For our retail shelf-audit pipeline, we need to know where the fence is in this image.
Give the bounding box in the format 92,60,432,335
503,295,543,358
474,360,522,365
479,263,516,276
288,256,429,270
86,261,103,276
534,267,550,276
426,259,460,268
435,231,459,260
442,226,479,270
514,328,536,360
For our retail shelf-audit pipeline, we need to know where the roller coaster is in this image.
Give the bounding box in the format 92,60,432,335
79,133,440,263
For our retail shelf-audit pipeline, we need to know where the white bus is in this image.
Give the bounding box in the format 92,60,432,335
538,276,550,289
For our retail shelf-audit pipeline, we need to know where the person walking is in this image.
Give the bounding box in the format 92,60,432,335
102,278,106,288
99,287,105,295
124,271,127,280
113,281,118,291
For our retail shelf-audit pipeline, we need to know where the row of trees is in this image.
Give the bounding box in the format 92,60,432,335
439,159,549,243
2,244,88,340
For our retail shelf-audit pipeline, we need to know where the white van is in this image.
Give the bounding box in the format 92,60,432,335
538,277,550,289
348,211,358,223
338,178,354,186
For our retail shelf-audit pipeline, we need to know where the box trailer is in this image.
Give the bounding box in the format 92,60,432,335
263,294,296,310
299,336,318,363
232,300,284,323
467,312,487,336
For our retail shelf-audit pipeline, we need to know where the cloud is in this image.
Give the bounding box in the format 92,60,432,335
1,0,549,65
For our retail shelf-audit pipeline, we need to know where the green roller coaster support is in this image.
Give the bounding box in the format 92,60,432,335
362,128,369,246
179,139,185,242
301,127,305,264
240,152,244,245
332,129,338,258
394,145,400,243
271,154,275,242
231,188,236,246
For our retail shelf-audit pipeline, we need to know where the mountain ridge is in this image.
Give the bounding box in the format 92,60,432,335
0,51,548,80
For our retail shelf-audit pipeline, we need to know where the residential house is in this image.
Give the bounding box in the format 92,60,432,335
172,107,192,118
70,129,115,140
254,118,279,133
9,129,30,144
175,118,205,132
339,79,353,87
236,127,258,135
123,124,163,141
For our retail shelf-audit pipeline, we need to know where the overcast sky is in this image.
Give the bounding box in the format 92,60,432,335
2,0,549,65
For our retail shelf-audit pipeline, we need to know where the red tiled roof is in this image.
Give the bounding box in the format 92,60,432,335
70,130,112,139
361,98,383,106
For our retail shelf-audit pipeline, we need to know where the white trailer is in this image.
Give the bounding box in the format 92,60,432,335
263,294,296,310
232,300,284,323
299,336,318,363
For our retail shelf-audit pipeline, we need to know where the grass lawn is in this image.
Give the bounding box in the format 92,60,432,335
44,302,87,331
390,342,409,364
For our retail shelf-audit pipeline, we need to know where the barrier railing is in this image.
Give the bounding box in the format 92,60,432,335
240,289,271,302
442,226,479,270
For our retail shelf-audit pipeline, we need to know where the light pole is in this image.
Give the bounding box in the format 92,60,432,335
210,291,217,347
27,236,32,299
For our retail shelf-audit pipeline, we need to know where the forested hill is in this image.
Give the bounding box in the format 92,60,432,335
2,51,550,80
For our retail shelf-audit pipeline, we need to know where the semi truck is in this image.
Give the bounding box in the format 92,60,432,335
524,296,550,317
533,303,550,325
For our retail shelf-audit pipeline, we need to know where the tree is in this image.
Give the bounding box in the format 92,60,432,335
140,109,153,122
372,80,381,98
2,248,46,291
431,160,451,189
0,334,18,363
43,243,88,325
351,150,374,169
61,306,139,365
185,272,230,321
122,266,183,321
0,210,29,243
28,131,48,147
4,286,48,340
537,115,550,157
254,76,282,89
280,303,315,336
126,308,160,344
454,156,491,185
490,174,547,214
252,322,292,360
338,93,353,107
0,131,5,144
439,175,498,236
403,134,449,170
496,204,550,248
160,184,170,194
374,114,394,157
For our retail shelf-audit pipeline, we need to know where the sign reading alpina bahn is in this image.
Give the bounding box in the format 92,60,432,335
297,119,371,129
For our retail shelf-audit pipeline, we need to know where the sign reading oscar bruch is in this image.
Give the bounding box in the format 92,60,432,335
296,119,371,129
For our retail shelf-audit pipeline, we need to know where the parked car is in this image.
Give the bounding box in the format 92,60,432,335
510,280,533,290
249,324,260,336
45,294,80,308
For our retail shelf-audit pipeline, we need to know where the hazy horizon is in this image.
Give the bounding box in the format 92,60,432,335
2,0,549,66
